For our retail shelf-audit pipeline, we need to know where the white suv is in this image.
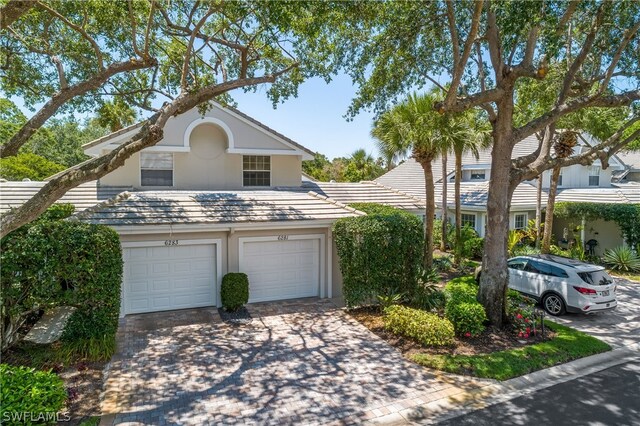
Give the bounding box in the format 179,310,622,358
478,254,618,316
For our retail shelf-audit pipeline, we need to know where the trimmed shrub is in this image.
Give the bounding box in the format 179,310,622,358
444,277,487,336
334,204,423,307
444,302,488,337
221,273,249,311
1,210,122,353
383,305,455,347
0,364,67,425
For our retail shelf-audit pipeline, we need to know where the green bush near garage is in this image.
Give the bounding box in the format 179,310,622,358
334,203,424,307
221,273,250,311
1,205,122,359
0,364,67,425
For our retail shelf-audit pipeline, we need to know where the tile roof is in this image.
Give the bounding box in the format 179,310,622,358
75,190,363,226
375,135,540,189
290,181,424,210
0,181,130,214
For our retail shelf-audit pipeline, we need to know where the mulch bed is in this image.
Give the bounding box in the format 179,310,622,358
349,306,555,358
218,306,253,325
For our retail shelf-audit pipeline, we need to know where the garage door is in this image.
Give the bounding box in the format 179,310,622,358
241,237,321,303
123,242,217,314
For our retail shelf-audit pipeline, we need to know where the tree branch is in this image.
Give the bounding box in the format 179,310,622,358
597,20,640,95
36,1,105,70
0,0,34,30
512,89,640,143
485,1,503,82
1,58,157,158
437,88,504,113
443,0,484,108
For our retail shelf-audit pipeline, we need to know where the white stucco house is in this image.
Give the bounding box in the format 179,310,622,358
371,134,640,255
0,104,422,316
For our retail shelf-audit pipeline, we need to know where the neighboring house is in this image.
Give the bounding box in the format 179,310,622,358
374,134,640,254
3,104,399,316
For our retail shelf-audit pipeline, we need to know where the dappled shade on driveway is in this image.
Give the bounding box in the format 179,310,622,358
101,299,487,425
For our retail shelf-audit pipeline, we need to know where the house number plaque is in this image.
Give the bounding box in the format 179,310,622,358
164,240,179,246
277,235,289,241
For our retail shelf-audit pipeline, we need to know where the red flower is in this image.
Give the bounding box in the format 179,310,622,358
524,333,530,338
464,332,472,337
516,313,523,319
526,327,531,333
518,332,524,337
524,318,530,323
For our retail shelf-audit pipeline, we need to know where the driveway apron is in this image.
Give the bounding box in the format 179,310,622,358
100,299,487,425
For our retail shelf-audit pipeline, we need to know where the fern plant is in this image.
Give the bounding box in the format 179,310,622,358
603,247,640,272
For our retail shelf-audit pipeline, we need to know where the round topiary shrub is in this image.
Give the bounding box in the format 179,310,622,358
444,301,488,336
0,364,67,425
221,273,249,311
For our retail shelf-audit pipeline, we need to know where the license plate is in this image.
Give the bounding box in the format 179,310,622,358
601,290,610,296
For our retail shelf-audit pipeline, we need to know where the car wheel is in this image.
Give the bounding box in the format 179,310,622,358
542,293,566,316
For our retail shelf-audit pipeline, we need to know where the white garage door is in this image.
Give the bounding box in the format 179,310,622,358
123,242,217,315
241,237,321,303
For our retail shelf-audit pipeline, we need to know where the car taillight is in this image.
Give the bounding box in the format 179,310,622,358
573,286,597,295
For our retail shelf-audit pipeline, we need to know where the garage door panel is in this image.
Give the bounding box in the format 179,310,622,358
242,238,320,303
123,243,217,315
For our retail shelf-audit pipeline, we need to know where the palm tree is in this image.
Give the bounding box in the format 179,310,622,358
372,92,448,268
440,149,448,251
446,111,490,264
344,148,384,182
96,99,137,132
541,130,578,253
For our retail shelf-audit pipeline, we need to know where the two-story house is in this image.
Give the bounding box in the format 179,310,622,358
2,104,419,316
371,134,640,254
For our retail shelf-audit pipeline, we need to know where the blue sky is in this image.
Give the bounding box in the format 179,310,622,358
231,73,378,160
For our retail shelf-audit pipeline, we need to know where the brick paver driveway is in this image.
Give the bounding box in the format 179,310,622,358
554,277,640,349
101,299,487,425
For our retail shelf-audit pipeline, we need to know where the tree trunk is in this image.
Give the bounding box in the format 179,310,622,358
535,173,543,248
479,95,515,329
420,161,436,269
454,149,463,265
440,151,448,251
541,165,561,253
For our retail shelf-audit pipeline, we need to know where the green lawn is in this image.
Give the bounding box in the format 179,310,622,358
412,321,611,381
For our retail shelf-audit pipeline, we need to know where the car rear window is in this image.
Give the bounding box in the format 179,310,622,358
578,270,613,286
525,260,568,278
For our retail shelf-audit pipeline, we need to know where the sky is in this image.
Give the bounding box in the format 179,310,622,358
230,73,378,160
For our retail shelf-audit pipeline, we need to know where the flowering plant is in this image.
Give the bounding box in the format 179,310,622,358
511,306,536,338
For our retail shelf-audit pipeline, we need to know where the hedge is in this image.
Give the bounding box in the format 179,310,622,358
334,203,423,307
1,206,123,352
0,364,67,425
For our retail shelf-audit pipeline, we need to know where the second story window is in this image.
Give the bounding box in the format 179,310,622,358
141,153,173,187
470,170,486,180
243,155,271,187
558,169,563,186
461,213,476,230
589,166,600,186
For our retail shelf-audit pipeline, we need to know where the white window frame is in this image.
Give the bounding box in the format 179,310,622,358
588,165,600,186
140,152,174,187
514,213,528,230
470,170,486,180
242,155,271,187
461,213,477,230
